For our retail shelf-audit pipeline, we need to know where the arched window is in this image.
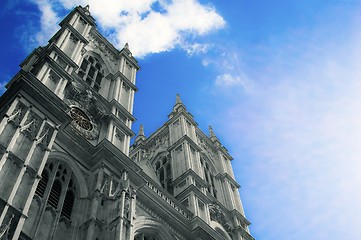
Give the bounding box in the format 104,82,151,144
34,161,77,220
134,233,160,240
200,157,217,199
78,55,104,91
154,156,173,195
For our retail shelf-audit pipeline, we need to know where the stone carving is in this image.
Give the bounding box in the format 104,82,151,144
20,114,39,140
100,180,108,194
65,82,106,122
209,203,233,234
141,149,154,161
0,214,14,239
36,126,50,150
123,194,130,218
120,170,130,192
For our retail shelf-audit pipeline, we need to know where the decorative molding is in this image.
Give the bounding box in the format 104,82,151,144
209,203,233,234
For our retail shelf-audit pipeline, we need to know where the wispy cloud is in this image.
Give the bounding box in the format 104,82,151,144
29,0,225,58
209,10,361,239
202,48,252,90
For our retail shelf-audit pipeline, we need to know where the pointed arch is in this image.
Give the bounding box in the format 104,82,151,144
83,49,113,74
200,153,218,198
133,217,175,240
77,51,110,92
210,221,233,240
47,151,89,198
200,152,217,174
151,150,173,194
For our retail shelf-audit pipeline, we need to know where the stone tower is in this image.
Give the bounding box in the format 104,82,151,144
0,5,254,240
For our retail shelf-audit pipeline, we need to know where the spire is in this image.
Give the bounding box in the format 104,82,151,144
176,93,182,104
172,93,186,113
135,124,146,143
168,93,193,119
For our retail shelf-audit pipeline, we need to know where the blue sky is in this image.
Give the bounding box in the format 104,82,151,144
1,1,361,239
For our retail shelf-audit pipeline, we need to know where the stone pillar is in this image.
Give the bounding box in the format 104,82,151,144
128,189,137,240
116,189,126,240
86,169,104,239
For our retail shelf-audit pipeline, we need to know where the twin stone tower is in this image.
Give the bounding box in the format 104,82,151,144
0,5,253,240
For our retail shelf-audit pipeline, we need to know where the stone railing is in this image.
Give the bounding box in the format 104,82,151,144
146,182,191,220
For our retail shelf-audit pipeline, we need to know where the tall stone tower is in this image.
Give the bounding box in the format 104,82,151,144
0,5,254,240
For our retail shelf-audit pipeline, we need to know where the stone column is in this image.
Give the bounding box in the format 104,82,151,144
128,189,137,240
116,189,126,240
0,106,31,172
86,169,104,239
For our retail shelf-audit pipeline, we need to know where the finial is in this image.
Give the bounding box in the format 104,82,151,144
138,124,144,136
209,125,216,138
84,5,90,15
176,93,182,105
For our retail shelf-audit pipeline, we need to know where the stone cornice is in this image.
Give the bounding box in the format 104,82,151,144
167,135,202,152
216,173,241,188
109,99,136,122
109,70,138,91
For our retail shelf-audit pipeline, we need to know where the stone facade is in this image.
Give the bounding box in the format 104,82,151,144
0,5,253,240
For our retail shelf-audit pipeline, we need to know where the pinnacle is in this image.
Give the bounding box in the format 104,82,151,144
135,124,146,143
176,93,182,105
138,124,145,136
209,125,216,138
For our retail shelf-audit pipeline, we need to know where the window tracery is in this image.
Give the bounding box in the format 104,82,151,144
154,156,173,195
200,157,217,199
35,161,77,220
78,55,105,92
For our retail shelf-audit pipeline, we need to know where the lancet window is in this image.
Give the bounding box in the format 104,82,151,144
154,156,173,194
200,157,217,199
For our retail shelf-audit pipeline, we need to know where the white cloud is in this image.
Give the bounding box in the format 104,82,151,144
32,0,225,57
215,73,244,87
33,0,61,45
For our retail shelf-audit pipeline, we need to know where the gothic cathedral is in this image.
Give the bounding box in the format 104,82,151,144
0,5,254,240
